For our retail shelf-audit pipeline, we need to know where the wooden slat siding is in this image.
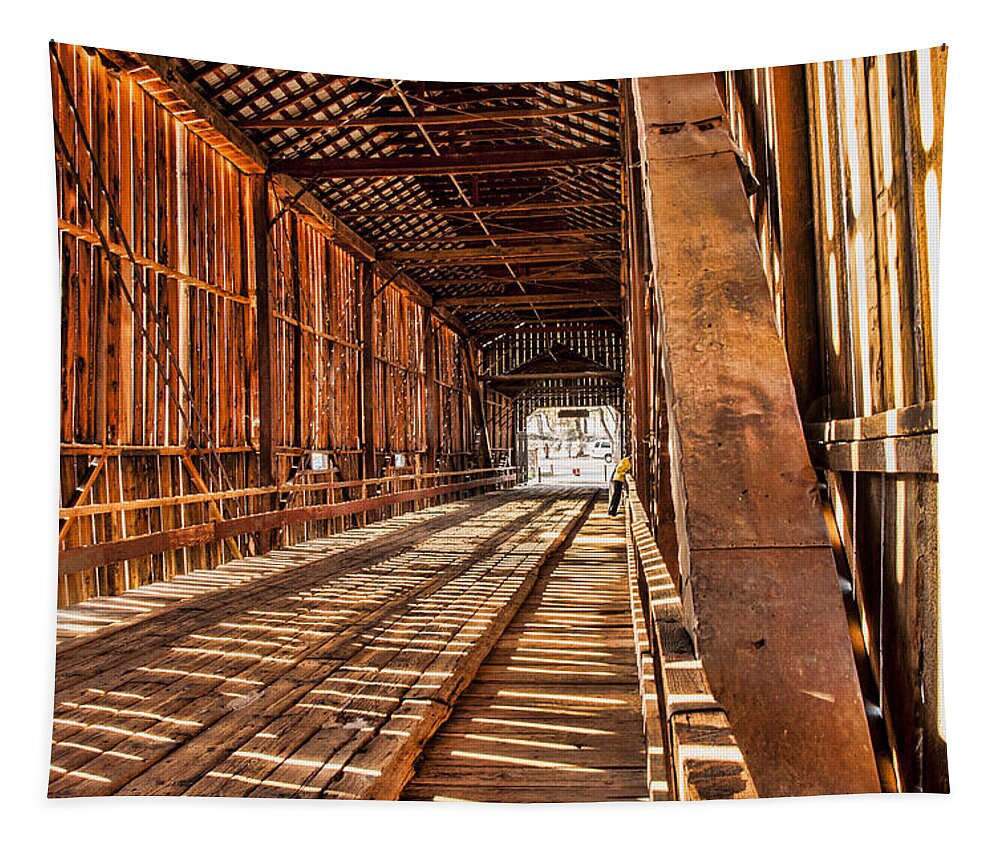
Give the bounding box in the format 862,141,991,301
837,58,885,418
901,47,946,404
631,73,880,798
770,65,823,418
806,62,853,421
625,483,756,801
50,52,245,597
866,55,917,410
824,50,943,792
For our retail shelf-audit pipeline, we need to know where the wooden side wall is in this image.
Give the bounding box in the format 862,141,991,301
714,49,946,792
53,44,500,607
54,44,260,603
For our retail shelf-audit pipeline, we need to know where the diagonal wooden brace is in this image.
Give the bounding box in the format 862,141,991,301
631,73,881,797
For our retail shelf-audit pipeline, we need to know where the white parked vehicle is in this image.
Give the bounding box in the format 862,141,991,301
590,439,614,463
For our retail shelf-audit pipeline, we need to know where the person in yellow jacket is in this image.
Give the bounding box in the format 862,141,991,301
608,456,631,516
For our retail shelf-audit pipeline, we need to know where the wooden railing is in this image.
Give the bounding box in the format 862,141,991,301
623,476,757,801
59,466,516,577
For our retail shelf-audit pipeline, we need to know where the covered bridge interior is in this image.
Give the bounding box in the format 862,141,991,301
50,42,945,801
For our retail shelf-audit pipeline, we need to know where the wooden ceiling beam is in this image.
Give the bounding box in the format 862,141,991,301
337,199,617,217
272,146,618,179
475,321,621,338
400,253,619,267
463,304,619,314
422,272,614,287
240,103,618,128
483,370,622,382
438,292,618,308
386,244,619,264
385,228,617,247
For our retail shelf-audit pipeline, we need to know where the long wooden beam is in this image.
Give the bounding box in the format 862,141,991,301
632,73,879,798
387,245,619,265
360,263,377,483
337,200,618,218
483,370,621,382
771,64,822,418
474,321,621,338
438,292,618,309
99,49,267,174
423,272,614,287
386,228,618,246
240,103,618,129
252,172,277,552
57,457,108,546
270,173,376,261
273,146,619,179
462,341,494,468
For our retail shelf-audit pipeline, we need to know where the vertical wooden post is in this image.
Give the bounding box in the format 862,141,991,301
94,253,108,445
359,261,377,487
771,65,822,419
621,82,652,504
289,218,304,450
463,339,493,470
251,175,276,552
422,307,438,477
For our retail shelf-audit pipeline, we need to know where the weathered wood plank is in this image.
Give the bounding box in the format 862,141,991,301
49,490,590,798
811,431,936,475
805,400,935,443
402,501,647,803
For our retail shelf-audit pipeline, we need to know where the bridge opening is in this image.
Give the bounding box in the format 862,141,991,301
523,405,622,485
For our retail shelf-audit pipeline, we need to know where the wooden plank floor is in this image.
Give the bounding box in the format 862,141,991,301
403,499,649,802
55,504,475,645
49,487,594,798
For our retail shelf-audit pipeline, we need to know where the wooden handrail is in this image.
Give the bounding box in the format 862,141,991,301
59,466,510,520
623,476,757,801
58,472,516,577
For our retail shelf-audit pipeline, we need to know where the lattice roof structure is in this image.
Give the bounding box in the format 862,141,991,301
172,61,623,345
